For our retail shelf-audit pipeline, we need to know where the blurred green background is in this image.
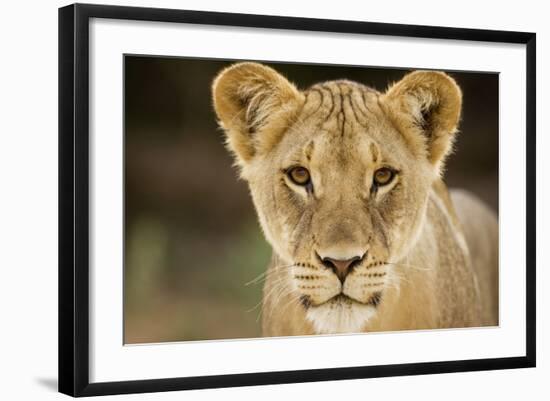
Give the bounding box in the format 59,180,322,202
124,56,498,344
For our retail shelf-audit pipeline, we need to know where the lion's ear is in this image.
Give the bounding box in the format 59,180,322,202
381,71,462,174
212,62,304,167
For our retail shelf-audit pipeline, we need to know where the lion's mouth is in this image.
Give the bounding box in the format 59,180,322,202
302,292,382,309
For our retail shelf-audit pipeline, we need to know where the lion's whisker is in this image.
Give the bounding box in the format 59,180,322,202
244,264,295,286
385,261,434,272
248,276,290,321
265,285,299,321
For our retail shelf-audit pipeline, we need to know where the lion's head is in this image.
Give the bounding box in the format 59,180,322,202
212,62,462,333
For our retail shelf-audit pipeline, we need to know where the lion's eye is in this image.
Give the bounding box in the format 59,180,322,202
373,168,395,186
288,166,311,186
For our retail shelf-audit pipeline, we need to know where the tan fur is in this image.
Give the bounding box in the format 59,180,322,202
212,63,498,336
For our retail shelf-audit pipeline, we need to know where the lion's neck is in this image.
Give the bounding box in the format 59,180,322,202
365,188,477,332
362,206,440,331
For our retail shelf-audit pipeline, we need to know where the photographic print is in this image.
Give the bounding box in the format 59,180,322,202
124,57,499,343
59,4,535,396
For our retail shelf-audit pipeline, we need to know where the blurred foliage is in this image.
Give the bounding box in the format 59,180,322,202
125,217,270,342
124,56,498,344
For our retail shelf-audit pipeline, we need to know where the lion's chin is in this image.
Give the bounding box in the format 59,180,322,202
305,295,377,334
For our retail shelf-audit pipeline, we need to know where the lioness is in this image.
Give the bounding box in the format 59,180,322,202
212,62,498,336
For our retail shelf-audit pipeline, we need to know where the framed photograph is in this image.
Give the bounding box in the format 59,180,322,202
58,3,536,397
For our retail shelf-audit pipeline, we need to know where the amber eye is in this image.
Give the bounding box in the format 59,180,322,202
373,168,395,186
287,166,311,186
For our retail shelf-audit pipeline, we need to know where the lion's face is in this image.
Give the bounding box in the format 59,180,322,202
212,63,461,333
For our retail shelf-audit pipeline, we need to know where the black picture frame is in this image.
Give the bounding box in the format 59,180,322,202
58,3,536,397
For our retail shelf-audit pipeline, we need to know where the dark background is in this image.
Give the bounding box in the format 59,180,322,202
124,56,498,344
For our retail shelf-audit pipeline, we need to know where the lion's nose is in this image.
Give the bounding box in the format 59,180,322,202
320,254,364,283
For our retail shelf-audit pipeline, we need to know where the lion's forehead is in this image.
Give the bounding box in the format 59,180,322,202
301,80,382,130
280,80,407,166
268,80,422,200
308,140,374,189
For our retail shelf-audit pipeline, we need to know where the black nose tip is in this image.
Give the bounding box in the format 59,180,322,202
320,254,364,283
